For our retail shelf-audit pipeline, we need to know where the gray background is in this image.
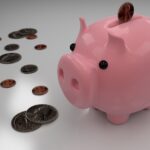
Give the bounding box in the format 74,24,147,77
0,0,150,150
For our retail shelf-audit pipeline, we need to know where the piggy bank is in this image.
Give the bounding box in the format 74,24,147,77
57,14,150,125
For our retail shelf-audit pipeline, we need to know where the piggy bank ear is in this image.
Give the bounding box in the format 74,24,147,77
106,31,129,53
79,17,87,33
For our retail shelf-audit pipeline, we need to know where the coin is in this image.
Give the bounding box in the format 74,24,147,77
0,53,22,64
4,44,19,51
0,37,2,41
21,64,38,74
26,104,58,124
26,34,37,40
0,79,16,88
32,86,48,96
19,28,37,36
118,2,134,23
8,31,24,39
34,44,47,50
11,111,41,132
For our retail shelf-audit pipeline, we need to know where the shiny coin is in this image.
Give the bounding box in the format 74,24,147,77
19,28,37,36
0,79,16,88
21,64,38,74
0,53,22,64
4,44,19,51
34,44,47,50
11,111,41,132
8,31,24,39
118,2,134,23
26,34,37,40
32,86,48,96
26,104,58,124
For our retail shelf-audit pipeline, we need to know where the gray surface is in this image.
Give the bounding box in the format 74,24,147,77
0,0,150,150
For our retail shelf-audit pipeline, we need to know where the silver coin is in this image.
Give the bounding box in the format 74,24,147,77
21,64,38,74
26,104,58,124
19,28,37,36
4,44,19,51
11,111,41,132
8,31,25,39
0,53,22,64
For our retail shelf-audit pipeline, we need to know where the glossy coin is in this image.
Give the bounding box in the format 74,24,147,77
34,44,47,50
26,104,58,124
0,79,16,88
11,111,41,132
21,64,38,74
4,44,19,51
26,34,37,40
118,2,134,23
8,31,25,39
0,53,22,64
32,86,48,96
19,28,37,36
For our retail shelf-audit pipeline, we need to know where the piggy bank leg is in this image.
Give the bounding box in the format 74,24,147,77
106,114,129,125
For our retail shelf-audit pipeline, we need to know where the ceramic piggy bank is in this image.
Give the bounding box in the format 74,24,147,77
57,12,150,124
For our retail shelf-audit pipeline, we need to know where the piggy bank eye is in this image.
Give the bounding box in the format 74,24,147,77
70,43,76,51
99,60,108,70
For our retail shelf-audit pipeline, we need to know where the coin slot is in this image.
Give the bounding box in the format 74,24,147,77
71,78,79,90
108,16,143,28
59,68,64,80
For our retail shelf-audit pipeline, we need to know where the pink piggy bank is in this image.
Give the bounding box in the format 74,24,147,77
57,14,150,125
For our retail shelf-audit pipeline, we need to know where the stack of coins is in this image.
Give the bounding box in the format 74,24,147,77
12,104,58,132
9,28,38,40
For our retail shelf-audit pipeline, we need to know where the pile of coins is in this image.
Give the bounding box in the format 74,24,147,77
12,104,58,132
9,28,38,40
0,28,58,132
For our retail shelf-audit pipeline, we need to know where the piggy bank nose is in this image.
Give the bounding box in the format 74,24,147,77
59,67,79,90
58,54,92,108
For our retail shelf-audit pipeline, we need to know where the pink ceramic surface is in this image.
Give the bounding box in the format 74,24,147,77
58,14,150,125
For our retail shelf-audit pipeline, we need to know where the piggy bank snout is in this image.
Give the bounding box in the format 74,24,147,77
58,55,80,91
59,68,79,90
58,54,92,108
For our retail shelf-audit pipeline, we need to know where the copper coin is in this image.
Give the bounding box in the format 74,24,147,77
11,111,41,132
25,104,58,124
0,53,22,64
34,44,47,50
4,44,19,51
32,86,48,96
118,2,134,23
0,79,16,88
26,34,37,40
